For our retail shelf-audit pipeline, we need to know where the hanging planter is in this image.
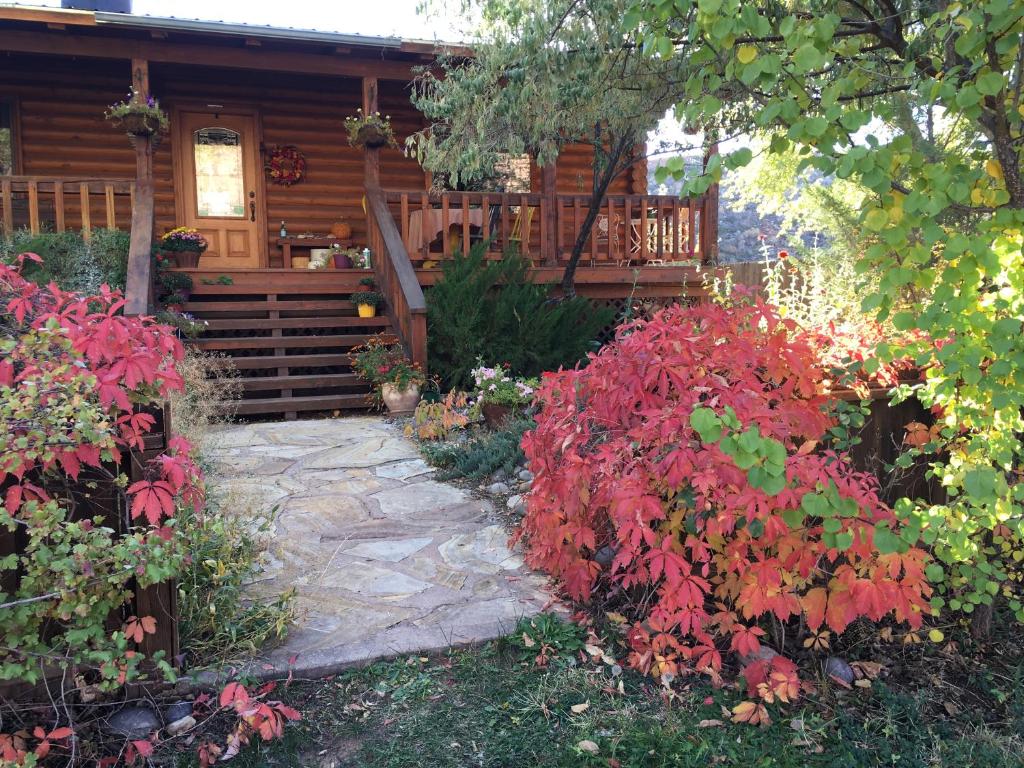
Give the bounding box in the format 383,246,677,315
344,110,397,149
266,145,307,186
105,88,169,137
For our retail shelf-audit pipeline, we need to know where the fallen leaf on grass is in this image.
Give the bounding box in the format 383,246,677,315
850,661,884,680
577,739,600,755
571,702,590,714
698,719,724,728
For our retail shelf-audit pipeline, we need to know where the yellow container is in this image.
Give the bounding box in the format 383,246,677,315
291,255,310,269
357,303,377,318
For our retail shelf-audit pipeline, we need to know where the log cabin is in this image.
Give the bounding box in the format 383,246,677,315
0,1,719,417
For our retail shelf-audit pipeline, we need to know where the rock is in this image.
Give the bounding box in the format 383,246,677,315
517,469,534,482
163,701,193,723
165,715,196,736
506,494,525,514
490,470,508,483
594,545,617,567
825,656,855,685
486,482,511,495
106,706,160,739
739,645,779,666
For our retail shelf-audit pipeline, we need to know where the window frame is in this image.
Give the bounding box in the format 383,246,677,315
0,96,22,176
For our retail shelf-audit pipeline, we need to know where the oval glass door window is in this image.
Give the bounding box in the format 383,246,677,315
193,127,245,218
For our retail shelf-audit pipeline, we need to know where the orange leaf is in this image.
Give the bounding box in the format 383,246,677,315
731,700,772,726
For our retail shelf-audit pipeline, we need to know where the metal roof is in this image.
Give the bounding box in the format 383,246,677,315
0,2,463,50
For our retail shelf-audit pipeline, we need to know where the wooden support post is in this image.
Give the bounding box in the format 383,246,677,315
125,58,155,316
699,141,720,265
541,158,558,266
362,76,380,189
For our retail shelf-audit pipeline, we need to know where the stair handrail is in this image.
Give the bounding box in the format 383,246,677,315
364,183,428,369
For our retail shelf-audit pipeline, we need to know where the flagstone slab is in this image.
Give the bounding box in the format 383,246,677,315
202,415,552,679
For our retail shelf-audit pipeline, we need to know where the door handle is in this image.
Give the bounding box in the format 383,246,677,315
249,200,256,222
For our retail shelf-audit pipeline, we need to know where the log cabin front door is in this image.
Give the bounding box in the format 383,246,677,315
174,110,264,268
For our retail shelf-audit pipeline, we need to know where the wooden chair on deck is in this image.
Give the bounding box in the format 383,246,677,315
507,205,535,257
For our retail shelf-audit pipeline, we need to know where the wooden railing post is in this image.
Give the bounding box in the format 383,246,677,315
362,76,380,189
541,158,558,265
699,142,720,265
124,58,156,316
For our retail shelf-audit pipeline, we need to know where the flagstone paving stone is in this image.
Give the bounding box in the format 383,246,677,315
203,417,551,678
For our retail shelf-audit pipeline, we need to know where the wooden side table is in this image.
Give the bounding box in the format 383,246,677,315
278,237,353,267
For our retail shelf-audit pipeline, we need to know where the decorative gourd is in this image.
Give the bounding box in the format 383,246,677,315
330,221,352,239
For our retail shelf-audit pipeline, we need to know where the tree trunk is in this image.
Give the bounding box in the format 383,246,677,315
559,135,632,298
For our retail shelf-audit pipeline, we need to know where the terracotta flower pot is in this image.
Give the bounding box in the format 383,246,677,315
381,382,420,415
481,402,512,428
330,221,352,239
165,303,184,314
333,252,353,269
357,303,377,318
174,250,202,268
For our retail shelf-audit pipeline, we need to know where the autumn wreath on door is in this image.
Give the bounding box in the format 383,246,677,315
266,145,306,186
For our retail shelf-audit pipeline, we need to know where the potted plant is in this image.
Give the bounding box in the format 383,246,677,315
351,277,383,317
159,227,209,268
105,87,170,137
163,292,188,314
331,244,356,269
352,333,425,415
471,362,538,427
344,109,397,149
157,310,207,339
157,269,193,303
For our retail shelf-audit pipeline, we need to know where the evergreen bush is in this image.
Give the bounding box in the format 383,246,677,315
0,228,129,292
426,243,612,389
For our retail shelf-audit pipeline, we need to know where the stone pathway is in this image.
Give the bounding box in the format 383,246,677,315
203,417,550,677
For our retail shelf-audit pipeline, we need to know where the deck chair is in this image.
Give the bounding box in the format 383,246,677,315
595,213,623,266
507,205,535,256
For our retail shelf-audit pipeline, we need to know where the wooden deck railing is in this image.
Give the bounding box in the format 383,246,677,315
366,185,428,369
0,175,134,238
383,190,711,266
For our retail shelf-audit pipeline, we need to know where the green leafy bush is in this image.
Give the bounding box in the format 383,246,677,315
177,495,294,668
0,228,129,292
426,243,612,389
421,415,534,481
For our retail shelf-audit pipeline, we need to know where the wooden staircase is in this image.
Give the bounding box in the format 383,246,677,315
179,269,394,419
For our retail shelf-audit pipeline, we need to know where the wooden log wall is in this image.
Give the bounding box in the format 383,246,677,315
0,54,428,263
149,64,427,266
0,54,137,230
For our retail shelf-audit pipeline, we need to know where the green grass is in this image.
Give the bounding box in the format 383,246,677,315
168,616,1024,768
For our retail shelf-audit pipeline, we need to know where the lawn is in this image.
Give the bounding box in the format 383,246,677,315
172,615,1024,768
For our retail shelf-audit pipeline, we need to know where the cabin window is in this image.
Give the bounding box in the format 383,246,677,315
0,99,17,175
193,127,245,218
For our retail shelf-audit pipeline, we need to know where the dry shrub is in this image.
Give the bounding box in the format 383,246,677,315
169,348,242,446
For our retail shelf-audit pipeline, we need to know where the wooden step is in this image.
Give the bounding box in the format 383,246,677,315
230,373,363,391
193,333,380,351
233,393,370,416
183,299,355,313
227,353,354,370
202,316,390,331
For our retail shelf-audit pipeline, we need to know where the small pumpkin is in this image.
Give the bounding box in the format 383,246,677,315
330,221,352,239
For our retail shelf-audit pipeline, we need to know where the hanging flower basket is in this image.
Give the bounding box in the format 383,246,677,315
105,88,169,137
356,123,391,148
345,110,397,149
266,145,306,186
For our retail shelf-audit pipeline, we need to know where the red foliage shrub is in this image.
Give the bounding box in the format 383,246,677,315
516,300,931,690
1,254,203,687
